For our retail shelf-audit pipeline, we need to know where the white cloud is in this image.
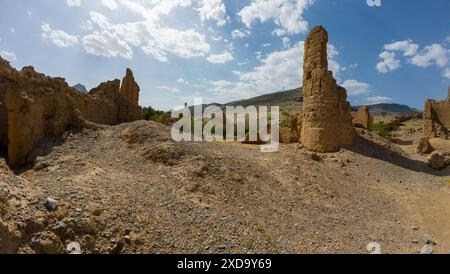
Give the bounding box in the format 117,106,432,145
384,40,419,57
207,51,234,64
410,44,448,68
66,0,81,7
377,39,449,78
141,27,211,62
0,51,16,62
282,37,290,48
177,78,190,85
80,7,211,61
341,80,370,96
157,86,180,93
262,43,271,47
41,24,79,47
197,0,228,26
342,63,358,71
206,40,363,102
443,68,450,79
238,0,315,36
238,42,305,93
376,51,400,73
82,30,133,59
366,96,393,105
231,29,250,39
102,0,118,10
210,35,223,41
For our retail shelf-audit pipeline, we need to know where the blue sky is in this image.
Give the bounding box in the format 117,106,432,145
0,0,449,111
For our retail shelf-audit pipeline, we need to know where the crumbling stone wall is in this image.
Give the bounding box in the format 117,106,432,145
0,57,142,167
353,106,373,130
300,26,355,152
0,83,7,155
423,87,450,139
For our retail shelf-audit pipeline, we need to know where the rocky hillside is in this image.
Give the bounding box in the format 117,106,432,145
188,88,302,116
352,104,421,116
188,88,419,117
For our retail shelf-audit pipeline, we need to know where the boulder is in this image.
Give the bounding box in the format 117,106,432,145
426,151,450,170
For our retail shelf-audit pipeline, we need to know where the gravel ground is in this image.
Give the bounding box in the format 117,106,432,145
1,121,450,254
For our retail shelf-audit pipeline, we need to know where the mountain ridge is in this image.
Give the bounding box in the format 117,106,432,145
188,88,420,116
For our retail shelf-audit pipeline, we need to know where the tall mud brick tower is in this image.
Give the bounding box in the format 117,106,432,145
300,26,355,152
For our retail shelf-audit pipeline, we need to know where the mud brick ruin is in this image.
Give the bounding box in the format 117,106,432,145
300,26,355,152
423,87,450,139
0,57,142,167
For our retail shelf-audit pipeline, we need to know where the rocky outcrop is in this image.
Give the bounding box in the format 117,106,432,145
423,87,450,139
0,57,142,167
300,26,355,152
353,106,373,130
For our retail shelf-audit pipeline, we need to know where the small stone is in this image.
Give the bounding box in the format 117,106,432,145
420,244,433,254
124,235,131,244
66,242,82,254
45,197,59,211
215,244,227,250
412,239,419,244
47,165,61,172
412,225,420,231
367,242,381,254
112,241,125,254
422,234,436,245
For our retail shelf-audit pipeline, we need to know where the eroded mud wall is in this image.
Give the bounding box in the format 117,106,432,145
0,57,142,167
0,83,7,154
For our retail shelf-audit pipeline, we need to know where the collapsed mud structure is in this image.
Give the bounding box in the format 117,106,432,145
353,106,373,130
0,57,142,167
300,26,355,152
423,87,450,139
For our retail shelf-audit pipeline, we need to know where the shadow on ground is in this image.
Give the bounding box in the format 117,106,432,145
347,136,450,177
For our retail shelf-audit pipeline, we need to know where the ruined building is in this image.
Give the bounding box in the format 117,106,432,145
300,26,355,152
0,57,142,167
423,87,450,139
352,106,373,130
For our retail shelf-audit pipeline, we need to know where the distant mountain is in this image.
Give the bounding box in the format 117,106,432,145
186,88,419,117
352,104,421,116
188,88,303,116
226,88,302,108
72,84,88,94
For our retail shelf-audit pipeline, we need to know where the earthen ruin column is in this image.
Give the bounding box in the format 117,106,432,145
300,26,355,152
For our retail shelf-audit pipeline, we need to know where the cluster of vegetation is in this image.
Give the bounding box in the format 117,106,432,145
369,122,390,138
142,106,165,123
